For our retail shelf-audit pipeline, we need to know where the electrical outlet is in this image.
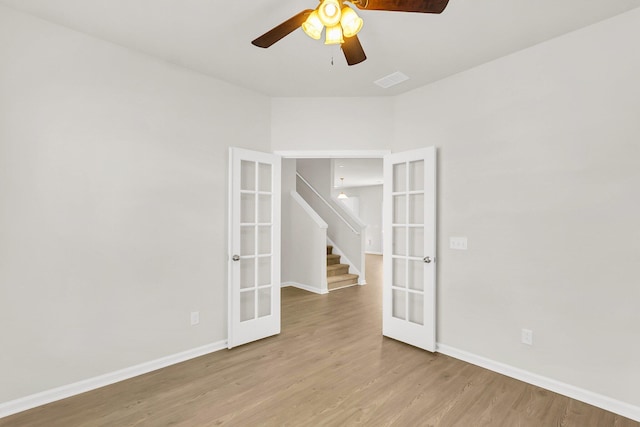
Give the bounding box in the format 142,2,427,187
449,236,468,250
190,311,200,326
521,328,533,345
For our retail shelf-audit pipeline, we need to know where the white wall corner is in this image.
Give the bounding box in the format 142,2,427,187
436,343,640,423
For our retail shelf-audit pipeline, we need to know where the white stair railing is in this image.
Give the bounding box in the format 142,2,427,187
296,172,366,284
296,172,360,235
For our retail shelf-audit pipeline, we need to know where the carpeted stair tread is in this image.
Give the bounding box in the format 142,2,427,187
326,254,341,265
327,274,359,289
325,247,358,289
327,263,350,277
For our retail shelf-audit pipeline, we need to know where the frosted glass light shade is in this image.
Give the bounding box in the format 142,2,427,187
302,10,323,40
338,192,348,200
340,7,363,38
325,25,344,45
318,0,342,27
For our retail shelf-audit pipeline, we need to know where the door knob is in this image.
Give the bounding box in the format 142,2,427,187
232,255,240,261
423,256,432,263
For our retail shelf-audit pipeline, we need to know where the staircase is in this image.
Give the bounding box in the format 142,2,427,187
326,245,359,290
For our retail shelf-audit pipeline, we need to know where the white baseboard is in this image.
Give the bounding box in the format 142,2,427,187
437,343,640,422
6,341,636,423
0,340,227,420
328,283,359,292
281,281,328,295
365,251,383,255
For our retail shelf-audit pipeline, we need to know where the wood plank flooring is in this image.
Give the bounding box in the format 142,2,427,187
2,255,637,426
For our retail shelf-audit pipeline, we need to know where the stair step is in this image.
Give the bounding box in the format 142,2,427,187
326,254,341,265
328,274,359,290
327,263,349,277
326,245,333,255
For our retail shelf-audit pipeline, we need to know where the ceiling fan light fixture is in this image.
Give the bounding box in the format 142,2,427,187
318,0,342,27
340,6,363,38
325,24,344,45
252,0,451,65
302,10,323,40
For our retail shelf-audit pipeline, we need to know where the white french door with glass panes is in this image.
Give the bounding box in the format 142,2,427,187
383,147,436,351
228,148,281,348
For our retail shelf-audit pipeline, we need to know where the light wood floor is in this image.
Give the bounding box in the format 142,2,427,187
2,255,637,426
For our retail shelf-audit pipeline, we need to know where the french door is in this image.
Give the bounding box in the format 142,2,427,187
383,147,437,351
228,148,281,348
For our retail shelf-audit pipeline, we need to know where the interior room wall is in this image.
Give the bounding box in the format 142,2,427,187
296,159,333,196
393,8,640,408
296,159,363,234
280,159,297,284
281,158,328,292
270,97,393,152
339,185,383,254
0,5,270,404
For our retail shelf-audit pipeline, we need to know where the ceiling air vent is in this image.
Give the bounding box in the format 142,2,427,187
374,71,409,89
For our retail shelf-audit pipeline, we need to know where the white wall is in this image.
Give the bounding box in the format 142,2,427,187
338,195,359,217
281,159,327,292
280,159,297,284
287,193,328,293
340,185,383,254
297,159,334,196
0,5,270,403
394,8,640,408
270,97,393,152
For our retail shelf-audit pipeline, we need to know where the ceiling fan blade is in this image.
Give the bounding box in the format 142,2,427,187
342,35,367,66
353,0,449,14
251,9,314,48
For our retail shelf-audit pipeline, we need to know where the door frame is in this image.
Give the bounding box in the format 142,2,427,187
230,149,438,349
277,150,391,291
274,150,391,159
275,150,410,276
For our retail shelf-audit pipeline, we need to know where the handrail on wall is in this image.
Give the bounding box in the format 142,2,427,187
296,172,360,236
290,191,328,230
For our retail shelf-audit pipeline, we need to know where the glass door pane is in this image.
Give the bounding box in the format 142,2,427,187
229,148,281,349
383,147,436,352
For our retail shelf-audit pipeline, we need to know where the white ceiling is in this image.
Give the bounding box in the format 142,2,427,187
333,159,383,188
2,0,639,97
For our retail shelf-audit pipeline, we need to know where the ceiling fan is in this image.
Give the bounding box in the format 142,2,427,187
251,0,450,66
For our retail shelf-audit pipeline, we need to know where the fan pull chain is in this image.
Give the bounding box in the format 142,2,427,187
331,43,339,66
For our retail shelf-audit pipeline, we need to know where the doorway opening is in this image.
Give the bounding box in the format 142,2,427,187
229,148,436,352
277,151,387,296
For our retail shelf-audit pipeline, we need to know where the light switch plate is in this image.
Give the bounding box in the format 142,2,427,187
449,236,468,250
